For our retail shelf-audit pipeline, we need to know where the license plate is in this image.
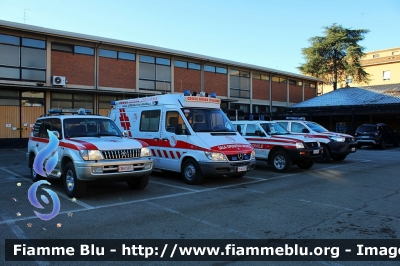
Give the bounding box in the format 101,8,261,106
237,166,247,172
313,149,319,154
118,165,133,172
351,147,356,151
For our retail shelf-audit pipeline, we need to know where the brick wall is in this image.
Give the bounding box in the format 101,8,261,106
289,85,302,103
271,82,287,102
99,57,135,88
51,51,94,86
304,87,316,100
174,67,201,93
252,79,270,100
204,72,227,97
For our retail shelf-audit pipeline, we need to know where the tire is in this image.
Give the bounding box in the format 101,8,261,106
297,160,315,169
315,145,331,163
332,155,347,161
270,151,292,173
127,175,149,190
380,140,386,150
230,173,246,178
63,162,86,198
30,155,45,182
181,158,204,185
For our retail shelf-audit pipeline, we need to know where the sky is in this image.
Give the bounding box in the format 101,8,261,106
1,0,399,74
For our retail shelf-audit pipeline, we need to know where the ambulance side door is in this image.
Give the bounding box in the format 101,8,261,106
244,123,269,160
160,109,189,171
138,108,163,169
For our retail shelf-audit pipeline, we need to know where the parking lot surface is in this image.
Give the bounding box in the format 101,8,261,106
1,147,399,265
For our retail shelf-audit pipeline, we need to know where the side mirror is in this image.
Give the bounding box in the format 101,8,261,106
122,130,129,137
51,131,60,139
175,124,183,135
301,128,310,133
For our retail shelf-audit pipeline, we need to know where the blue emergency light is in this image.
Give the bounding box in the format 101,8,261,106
184,90,191,96
210,92,216,98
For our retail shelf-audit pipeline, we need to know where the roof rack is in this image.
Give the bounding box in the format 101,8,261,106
40,108,98,117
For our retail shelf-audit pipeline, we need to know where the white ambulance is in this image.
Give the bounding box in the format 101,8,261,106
109,91,256,184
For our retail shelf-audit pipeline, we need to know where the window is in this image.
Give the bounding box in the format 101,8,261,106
373,54,380,58
392,51,399,56
139,55,171,92
52,43,94,56
291,122,307,133
0,34,46,82
188,62,200,70
230,69,250,99
140,110,160,132
51,92,93,110
272,76,286,83
204,65,215,72
74,46,94,55
174,60,187,68
253,73,269,81
383,70,391,80
99,49,136,61
204,64,227,74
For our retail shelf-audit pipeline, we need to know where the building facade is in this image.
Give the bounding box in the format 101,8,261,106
0,20,321,147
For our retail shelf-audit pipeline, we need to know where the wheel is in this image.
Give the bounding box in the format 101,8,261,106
127,175,149,190
332,155,347,161
63,162,86,198
30,155,45,182
315,145,331,163
380,140,386,150
297,160,315,169
270,151,292,173
230,173,246,178
181,158,204,185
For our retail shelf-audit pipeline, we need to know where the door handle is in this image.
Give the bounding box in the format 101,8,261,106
153,138,159,141
162,138,169,141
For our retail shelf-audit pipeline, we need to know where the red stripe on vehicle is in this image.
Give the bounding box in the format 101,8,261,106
169,151,175,159
176,151,181,158
67,139,98,150
151,149,156,156
157,150,162,157
163,150,168,158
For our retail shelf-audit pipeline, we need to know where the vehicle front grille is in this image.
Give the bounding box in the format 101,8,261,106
226,153,251,161
304,142,319,149
345,137,355,142
101,149,141,159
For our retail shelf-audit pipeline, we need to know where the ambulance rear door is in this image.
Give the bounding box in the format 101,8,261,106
138,108,163,169
160,109,189,171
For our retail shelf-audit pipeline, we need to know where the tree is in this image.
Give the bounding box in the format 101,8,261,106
298,24,370,90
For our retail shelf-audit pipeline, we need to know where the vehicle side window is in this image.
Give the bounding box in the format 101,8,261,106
277,122,288,131
291,122,307,133
245,124,262,136
140,110,160,132
32,120,42,138
39,119,52,138
165,111,185,133
236,124,245,135
52,118,62,138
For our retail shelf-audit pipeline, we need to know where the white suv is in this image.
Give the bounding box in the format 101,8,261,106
27,108,153,198
275,120,357,163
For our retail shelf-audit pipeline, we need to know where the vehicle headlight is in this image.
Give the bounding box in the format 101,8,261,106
296,142,305,149
251,150,256,159
329,136,345,142
205,151,228,161
79,150,103,161
140,147,151,157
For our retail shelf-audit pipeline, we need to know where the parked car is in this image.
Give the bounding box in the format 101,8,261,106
27,108,153,198
275,119,357,163
355,123,400,150
231,120,323,172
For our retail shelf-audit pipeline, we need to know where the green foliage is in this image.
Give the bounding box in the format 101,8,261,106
298,24,370,89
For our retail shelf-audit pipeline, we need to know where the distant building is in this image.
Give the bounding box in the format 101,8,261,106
350,47,400,87
0,19,322,147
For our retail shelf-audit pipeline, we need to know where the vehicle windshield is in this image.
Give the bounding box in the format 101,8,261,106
63,118,122,138
304,121,329,133
260,123,290,135
181,108,236,133
357,125,378,132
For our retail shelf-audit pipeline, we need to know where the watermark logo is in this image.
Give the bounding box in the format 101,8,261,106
28,130,60,221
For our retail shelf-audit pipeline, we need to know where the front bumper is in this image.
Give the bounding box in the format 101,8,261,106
328,141,357,156
287,147,323,162
198,158,256,177
74,158,153,181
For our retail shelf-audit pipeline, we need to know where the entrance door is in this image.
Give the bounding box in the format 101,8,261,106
21,91,45,145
